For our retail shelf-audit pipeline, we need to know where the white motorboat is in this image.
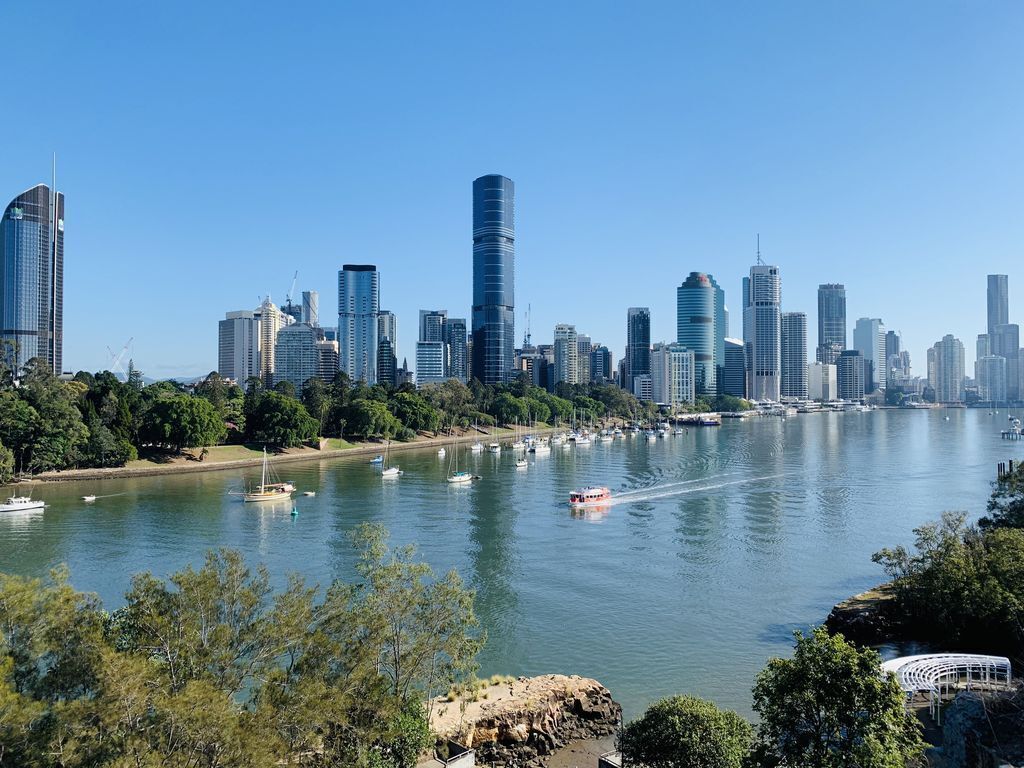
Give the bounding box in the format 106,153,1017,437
302,491,316,497
471,441,484,453
82,495,97,503
515,458,528,469
488,442,501,454
0,495,45,512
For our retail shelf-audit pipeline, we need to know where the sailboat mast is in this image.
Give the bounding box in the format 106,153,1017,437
261,448,267,488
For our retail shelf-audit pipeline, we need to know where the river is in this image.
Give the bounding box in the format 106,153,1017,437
0,407,1018,718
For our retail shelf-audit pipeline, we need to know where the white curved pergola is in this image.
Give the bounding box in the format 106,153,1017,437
881,654,1012,722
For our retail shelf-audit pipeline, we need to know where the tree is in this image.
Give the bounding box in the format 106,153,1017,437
492,392,528,427
246,391,319,447
0,442,12,484
140,395,226,453
980,461,1024,529
346,399,402,440
389,392,441,434
750,628,924,768
618,695,752,768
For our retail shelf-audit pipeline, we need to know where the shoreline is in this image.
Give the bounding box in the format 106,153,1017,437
21,425,577,484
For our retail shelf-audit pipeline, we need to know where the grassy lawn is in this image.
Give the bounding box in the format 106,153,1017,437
322,438,356,451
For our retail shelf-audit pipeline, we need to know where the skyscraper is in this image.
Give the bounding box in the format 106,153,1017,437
743,264,781,401
274,323,318,393
471,174,515,384
590,346,612,382
576,334,592,384
377,310,397,354
256,297,292,386
988,274,1008,336
553,324,579,386
977,355,1008,404
837,350,865,401
0,183,64,373
419,309,448,343
447,318,468,383
218,310,261,383
853,318,886,392
625,307,651,392
676,272,723,395
780,312,808,399
651,342,695,406
316,339,339,384
723,338,746,398
338,264,379,384
302,290,319,327
376,338,396,387
816,284,846,364
807,362,837,402
991,323,1020,401
931,334,965,403
415,341,447,387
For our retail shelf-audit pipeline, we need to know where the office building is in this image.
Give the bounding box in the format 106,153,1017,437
471,174,515,384
419,309,448,343
632,373,652,402
338,264,379,384
991,324,1020,401
576,334,592,383
274,323,318,393
316,339,339,384
590,345,613,382
723,338,746,398
376,338,397,387
988,275,1008,336
0,183,64,373
625,307,651,392
977,334,991,361
416,341,448,387
377,310,397,353
930,334,965,403
743,264,781,401
853,318,886,392
780,312,808,399
553,324,579,386
301,291,319,327
837,350,865,401
218,310,261,383
977,355,1008,404
807,362,837,402
256,297,292,386
816,284,846,364
651,342,695,406
676,272,723,395
448,318,468,382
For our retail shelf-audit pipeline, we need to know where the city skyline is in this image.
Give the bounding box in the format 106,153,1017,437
1,3,1022,378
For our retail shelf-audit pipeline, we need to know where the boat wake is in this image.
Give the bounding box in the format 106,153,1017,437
606,473,789,506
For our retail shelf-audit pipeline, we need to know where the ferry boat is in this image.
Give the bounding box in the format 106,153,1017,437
0,495,45,513
568,486,612,507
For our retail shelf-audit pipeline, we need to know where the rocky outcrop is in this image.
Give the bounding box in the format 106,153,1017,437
430,675,622,768
941,687,1024,767
824,583,899,645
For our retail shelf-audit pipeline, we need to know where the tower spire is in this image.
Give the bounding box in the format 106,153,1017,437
756,233,764,266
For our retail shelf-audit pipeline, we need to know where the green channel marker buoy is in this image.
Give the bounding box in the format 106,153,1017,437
291,506,298,516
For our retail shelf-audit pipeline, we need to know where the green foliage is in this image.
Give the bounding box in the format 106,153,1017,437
491,392,529,426
389,392,442,434
140,394,227,452
244,391,319,447
618,694,752,768
697,394,752,413
980,461,1024,529
347,399,403,440
0,526,482,767
750,628,924,768
0,442,12,484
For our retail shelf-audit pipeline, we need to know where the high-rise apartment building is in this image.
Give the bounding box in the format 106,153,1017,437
0,183,64,373
447,318,468,383
625,307,651,392
576,334,592,384
590,345,612,382
837,350,865,401
816,284,846,364
988,275,1008,336
376,338,396,387
338,264,379,384
377,310,397,353
723,338,746,398
853,318,886,392
991,324,1020,401
977,355,1008,404
553,324,579,386
651,342,695,406
931,334,965,403
257,297,292,386
419,309,448,343
274,323,318,393
316,339,339,384
415,341,448,387
807,362,837,402
780,312,808,399
302,291,319,327
471,174,515,384
218,310,261,383
743,264,781,401
676,272,724,395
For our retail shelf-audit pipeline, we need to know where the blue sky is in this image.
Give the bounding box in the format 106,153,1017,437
2,1,1022,378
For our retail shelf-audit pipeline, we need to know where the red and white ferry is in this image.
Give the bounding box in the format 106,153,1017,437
568,486,612,507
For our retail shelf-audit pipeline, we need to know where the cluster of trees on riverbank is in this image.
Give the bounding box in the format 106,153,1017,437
871,462,1024,655
0,354,664,479
0,524,481,768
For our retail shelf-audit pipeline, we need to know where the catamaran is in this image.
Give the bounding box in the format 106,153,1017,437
233,449,295,502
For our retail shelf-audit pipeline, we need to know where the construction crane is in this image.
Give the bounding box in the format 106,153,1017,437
284,270,299,319
107,338,134,380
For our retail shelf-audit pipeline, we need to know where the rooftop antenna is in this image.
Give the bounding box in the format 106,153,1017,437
523,303,532,347
756,233,764,266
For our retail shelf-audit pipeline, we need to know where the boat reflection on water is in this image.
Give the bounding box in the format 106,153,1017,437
569,503,611,522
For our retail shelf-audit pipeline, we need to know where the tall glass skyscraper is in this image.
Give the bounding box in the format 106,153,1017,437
471,174,515,384
676,272,724,395
780,312,808,399
816,283,846,364
988,274,1008,336
1,184,64,373
338,264,379,384
743,264,781,401
625,307,651,392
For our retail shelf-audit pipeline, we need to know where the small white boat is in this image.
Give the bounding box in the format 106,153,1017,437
488,442,501,454
233,449,295,502
530,440,551,454
381,466,401,478
302,491,316,497
447,471,473,484
511,440,526,451
370,455,384,464
515,458,528,469
438,447,446,457
0,495,45,512
82,495,97,503
471,441,484,453
599,434,614,443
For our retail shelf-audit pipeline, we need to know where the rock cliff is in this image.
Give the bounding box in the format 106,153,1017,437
430,674,622,767
824,583,899,645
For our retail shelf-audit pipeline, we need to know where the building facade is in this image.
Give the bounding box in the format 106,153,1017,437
625,307,651,392
988,274,1008,336
807,362,837,402
576,334,592,384
377,310,397,353
257,297,292,386
0,184,64,373
931,334,965,403
274,323,318,393
553,324,579,386
448,317,468,383
590,345,613,382
676,272,723,395
780,311,808,399
816,283,846,364
376,338,396,387
837,350,865,401
991,323,1020,401
301,290,319,327
415,341,448,387
471,174,515,384
218,310,261,383
651,342,695,407
853,317,886,392
338,264,379,384
316,339,339,384
977,355,1008,404
723,338,746,398
743,264,781,401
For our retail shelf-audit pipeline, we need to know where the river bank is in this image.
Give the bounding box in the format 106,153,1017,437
23,425,580,484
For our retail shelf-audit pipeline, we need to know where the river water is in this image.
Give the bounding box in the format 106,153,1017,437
1,408,1019,718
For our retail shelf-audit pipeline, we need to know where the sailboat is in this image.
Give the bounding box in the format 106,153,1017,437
381,439,401,478
235,449,295,502
446,433,474,484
